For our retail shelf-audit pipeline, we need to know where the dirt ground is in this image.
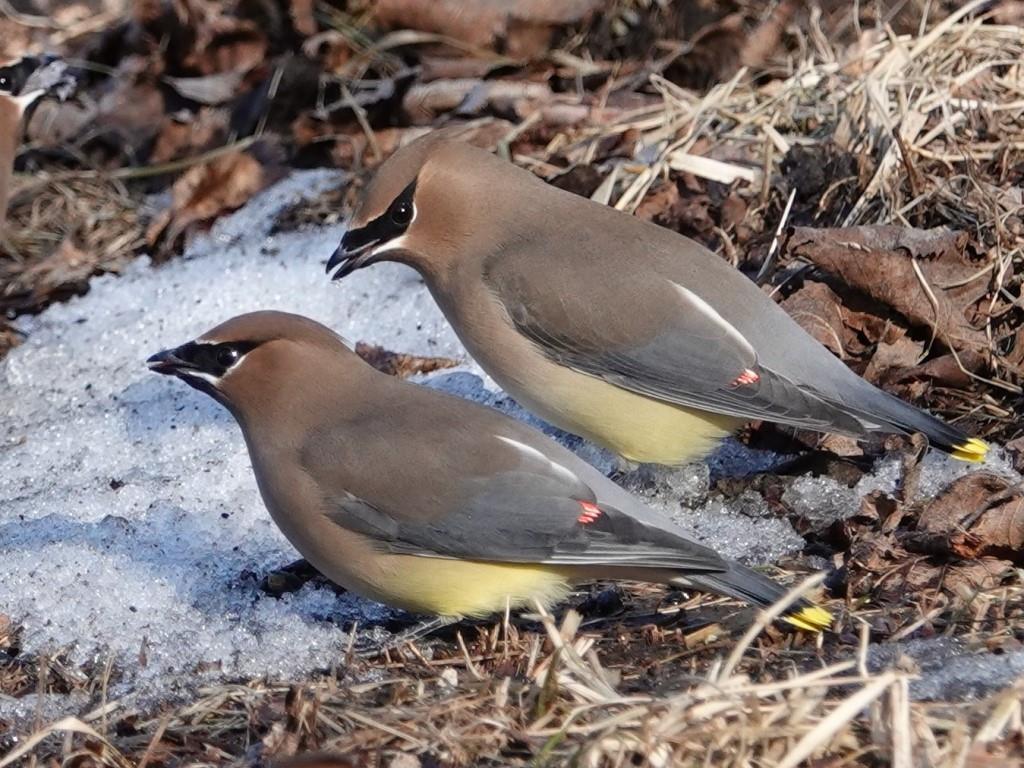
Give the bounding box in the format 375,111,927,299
2,0,1024,765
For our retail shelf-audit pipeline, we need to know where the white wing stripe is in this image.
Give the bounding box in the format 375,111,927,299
668,280,756,359
495,435,580,484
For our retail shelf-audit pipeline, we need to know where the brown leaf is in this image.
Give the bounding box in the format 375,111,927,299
635,181,680,224
184,17,268,75
164,72,244,105
151,109,229,164
1006,435,1024,475
917,473,1011,537
3,238,99,307
720,192,747,231
885,350,985,390
785,226,990,354
354,342,460,378
302,31,354,72
970,495,1024,560
991,1,1024,24
863,334,925,384
146,151,267,258
372,0,604,57
289,0,318,37
941,558,1014,595
780,281,847,358
739,0,800,68
401,79,554,125
95,59,166,153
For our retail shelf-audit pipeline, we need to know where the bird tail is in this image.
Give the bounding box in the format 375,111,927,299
676,561,832,632
834,384,988,463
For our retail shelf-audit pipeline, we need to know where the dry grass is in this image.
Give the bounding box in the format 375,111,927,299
4,582,1024,767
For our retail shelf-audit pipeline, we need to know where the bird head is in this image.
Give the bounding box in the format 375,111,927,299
326,131,504,281
0,53,76,122
147,311,356,416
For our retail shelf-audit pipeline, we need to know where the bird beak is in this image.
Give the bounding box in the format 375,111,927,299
147,346,195,376
326,227,380,281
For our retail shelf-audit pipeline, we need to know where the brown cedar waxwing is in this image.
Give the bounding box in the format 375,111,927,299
147,311,831,632
0,54,74,225
325,133,988,466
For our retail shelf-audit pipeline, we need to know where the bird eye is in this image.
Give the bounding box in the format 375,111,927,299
0,77,8,91
390,200,413,226
216,346,240,368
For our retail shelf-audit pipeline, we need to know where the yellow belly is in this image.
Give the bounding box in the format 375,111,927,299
505,364,741,466
359,556,573,618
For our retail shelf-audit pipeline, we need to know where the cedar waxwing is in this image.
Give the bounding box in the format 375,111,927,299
0,53,74,224
325,133,988,466
147,311,831,632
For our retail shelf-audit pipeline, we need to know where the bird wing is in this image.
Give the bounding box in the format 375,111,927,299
316,423,726,573
486,257,865,432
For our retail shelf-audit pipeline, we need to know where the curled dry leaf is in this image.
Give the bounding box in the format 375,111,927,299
146,151,267,259
780,281,848,359
151,109,230,164
0,238,98,313
786,225,990,353
371,0,604,58
915,472,1024,564
354,342,460,379
402,79,554,125
164,71,244,105
184,16,268,75
289,0,317,37
862,334,925,384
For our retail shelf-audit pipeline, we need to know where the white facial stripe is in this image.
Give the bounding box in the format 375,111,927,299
179,369,222,387
669,280,756,358
495,435,579,484
370,233,410,258
11,90,45,113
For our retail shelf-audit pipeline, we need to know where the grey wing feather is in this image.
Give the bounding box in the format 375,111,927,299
325,475,727,574
515,317,873,434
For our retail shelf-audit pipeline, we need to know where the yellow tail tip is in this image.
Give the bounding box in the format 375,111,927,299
784,605,833,633
951,437,989,463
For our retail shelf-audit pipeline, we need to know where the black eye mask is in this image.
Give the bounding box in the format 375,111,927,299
179,341,263,377
341,178,417,254
0,57,43,96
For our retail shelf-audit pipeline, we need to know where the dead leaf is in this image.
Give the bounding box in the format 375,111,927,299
991,1,1024,25
780,281,848,358
635,181,680,224
146,151,267,259
971,496,1024,559
917,473,1010,536
355,342,460,379
164,72,244,105
1,238,98,310
863,334,925,384
289,0,318,37
663,14,745,91
371,0,603,58
909,473,1024,564
739,0,800,68
184,16,268,75
786,225,990,354
401,79,554,125
1006,435,1024,475
302,30,354,72
95,58,166,152
151,109,229,164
